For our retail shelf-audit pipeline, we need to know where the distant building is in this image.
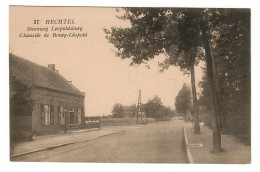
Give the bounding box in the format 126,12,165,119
10,54,85,143
122,105,136,118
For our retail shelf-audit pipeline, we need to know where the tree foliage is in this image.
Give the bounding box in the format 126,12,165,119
105,8,203,67
10,75,33,143
10,75,33,116
105,8,206,134
142,95,173,120
155,106,173,121
175,83,192,116
142,95,163,118
104,8,174,65
198,9,250,144
105,7,251,150
112,103,124,118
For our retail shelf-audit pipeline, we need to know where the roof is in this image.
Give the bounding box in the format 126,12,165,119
9,53,85,97
123,105,136,111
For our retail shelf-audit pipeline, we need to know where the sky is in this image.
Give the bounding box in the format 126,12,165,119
9,7,203,116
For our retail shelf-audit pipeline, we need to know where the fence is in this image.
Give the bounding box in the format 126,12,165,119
84,116,101,129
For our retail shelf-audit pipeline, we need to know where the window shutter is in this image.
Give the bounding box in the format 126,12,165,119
76,108,78,124
65,106,68,125
68,107,71,124
78,108,81,124
57,105,60,124
41,104,45,125
81,108,84,124
50,105,54,125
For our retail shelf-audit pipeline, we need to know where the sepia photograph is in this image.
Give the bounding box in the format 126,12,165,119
9,6,251,164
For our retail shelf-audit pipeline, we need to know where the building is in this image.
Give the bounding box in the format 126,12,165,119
122,105,137,118
10,54,85,142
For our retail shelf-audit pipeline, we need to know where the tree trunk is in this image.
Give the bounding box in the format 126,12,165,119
190,62,201,134
210,36,223,132
200,16,223,152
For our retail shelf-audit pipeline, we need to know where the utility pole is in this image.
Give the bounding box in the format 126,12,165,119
137,89,141,125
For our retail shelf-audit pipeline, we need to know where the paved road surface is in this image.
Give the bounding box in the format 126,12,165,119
12,120,187,163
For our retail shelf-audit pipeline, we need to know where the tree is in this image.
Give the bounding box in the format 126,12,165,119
105,8,249,152
175,83,192,118
198,9,250,145
198,67,213,112
159,9,204,133
112,103,124,118
10,74,33,143
105,8,202,134
142,95,163,119
142,95,172,120
155,106,173,121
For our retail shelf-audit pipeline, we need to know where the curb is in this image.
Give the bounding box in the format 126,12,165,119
10,130,125,159
183,124,194,163
67,128,100,134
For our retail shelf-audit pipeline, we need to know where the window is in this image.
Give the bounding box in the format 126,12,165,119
77,108,82,124
59,106,67,125
69,107,75,124
41,104,53,125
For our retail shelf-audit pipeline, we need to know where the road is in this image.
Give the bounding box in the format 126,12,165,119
12,120,187,163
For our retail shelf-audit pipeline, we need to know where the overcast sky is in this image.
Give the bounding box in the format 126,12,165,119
10,7,203,116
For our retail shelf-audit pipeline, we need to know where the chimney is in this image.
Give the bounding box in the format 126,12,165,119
48,64,55,71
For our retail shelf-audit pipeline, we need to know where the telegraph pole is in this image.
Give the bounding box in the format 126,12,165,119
137,89,142,125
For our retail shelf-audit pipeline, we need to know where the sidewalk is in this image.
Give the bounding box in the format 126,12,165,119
183,122,251,164
10,127,124,159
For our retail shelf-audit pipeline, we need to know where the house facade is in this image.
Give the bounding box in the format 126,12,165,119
31,86,85,135
122,105,137,118
10,54,85,141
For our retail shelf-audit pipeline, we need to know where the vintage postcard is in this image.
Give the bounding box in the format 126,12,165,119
9,6,250,163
